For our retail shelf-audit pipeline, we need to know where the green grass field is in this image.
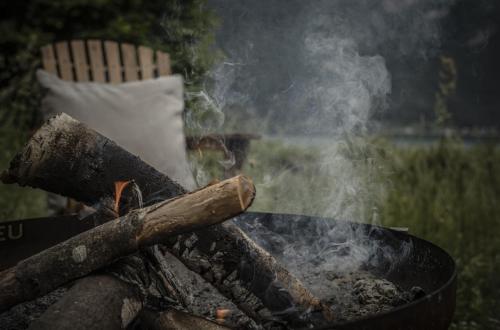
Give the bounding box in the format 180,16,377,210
1,132,499,329
192,138,500,330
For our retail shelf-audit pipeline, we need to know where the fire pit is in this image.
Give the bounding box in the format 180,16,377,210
233,212,456,330
0,114,456,329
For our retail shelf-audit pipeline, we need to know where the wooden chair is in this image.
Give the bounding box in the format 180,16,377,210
40,40,259,178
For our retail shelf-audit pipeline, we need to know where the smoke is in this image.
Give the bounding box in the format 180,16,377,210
196,0,454,279
205,0,456,133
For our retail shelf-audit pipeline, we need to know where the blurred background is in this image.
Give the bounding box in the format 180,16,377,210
1,1,499,329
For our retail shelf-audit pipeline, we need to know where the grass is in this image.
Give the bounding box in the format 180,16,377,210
1,131,499,329
191,137,500,330
379,141,500,330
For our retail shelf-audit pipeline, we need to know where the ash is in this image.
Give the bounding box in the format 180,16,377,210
319,270,424,321
233,213,419,323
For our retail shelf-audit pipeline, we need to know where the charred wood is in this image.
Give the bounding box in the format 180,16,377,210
1,113,333,327
0,113,183,208
166,224,334,327
27,275,142,330
0,175,255,312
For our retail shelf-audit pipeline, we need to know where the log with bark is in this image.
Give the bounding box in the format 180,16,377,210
0,114,236,328
0,175,255,313
1,113,334,328
0,113,183,209
27,275,142,330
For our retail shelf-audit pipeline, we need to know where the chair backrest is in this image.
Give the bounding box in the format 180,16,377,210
40,40,172,83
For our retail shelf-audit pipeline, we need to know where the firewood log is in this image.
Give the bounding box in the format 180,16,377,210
0,114,257,329
0,175,255,313
1,113,333,327
27,275,142,330
0,113,184,208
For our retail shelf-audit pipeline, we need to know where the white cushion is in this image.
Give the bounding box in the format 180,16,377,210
37,69,196,190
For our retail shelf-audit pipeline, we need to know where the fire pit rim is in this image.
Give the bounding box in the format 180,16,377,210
236,211,457,330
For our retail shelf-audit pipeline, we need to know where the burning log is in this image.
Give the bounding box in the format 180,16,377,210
166,224,334,326
0,175,255,312
1,113,333,327
0,113,184,209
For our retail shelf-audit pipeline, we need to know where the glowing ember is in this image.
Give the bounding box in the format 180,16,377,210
114,180,131,215
215,308,231,322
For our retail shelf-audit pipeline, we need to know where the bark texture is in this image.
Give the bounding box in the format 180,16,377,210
0,176,255,313
166,223,334,327
27,275,142,330
1,114,333,327
0,113,184,208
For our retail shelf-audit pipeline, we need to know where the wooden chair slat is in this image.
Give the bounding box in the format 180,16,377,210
55,42,74,81
138,46,154,80
87,40,106,83
121,43,139,81
41,45,58,75
70,40,89,82
156,51,172,76
104,41,122,83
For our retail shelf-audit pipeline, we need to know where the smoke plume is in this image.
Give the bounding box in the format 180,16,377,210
197,0,455,280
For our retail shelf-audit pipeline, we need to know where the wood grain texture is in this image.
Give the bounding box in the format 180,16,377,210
0,114,330,327
40,45,57,75
156,51,171,76
0,176,255,312
104,41,122,83
138,46,154,80
70,40,89,82
55,42,74,81
121,43,139,81
87,40,106,82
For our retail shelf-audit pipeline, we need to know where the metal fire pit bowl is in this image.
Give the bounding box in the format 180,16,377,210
233,212,456,330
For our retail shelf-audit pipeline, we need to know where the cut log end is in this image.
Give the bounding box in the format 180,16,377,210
236,175,255,211
137,175,255,246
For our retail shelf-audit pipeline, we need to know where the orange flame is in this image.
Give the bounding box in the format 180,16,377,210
215,308,231,322
114,181,131,215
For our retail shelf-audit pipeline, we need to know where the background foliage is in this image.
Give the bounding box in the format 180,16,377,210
1,2,498,329
0,0,218,128
250,140,500,330
0,0,219,219
192,138,500,330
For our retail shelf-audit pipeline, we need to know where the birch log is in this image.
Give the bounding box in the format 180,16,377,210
0,176,255,312
1,113,334,327
0,113,183,209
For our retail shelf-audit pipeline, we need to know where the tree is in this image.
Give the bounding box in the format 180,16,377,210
0,0,219,129
0,0,219,220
